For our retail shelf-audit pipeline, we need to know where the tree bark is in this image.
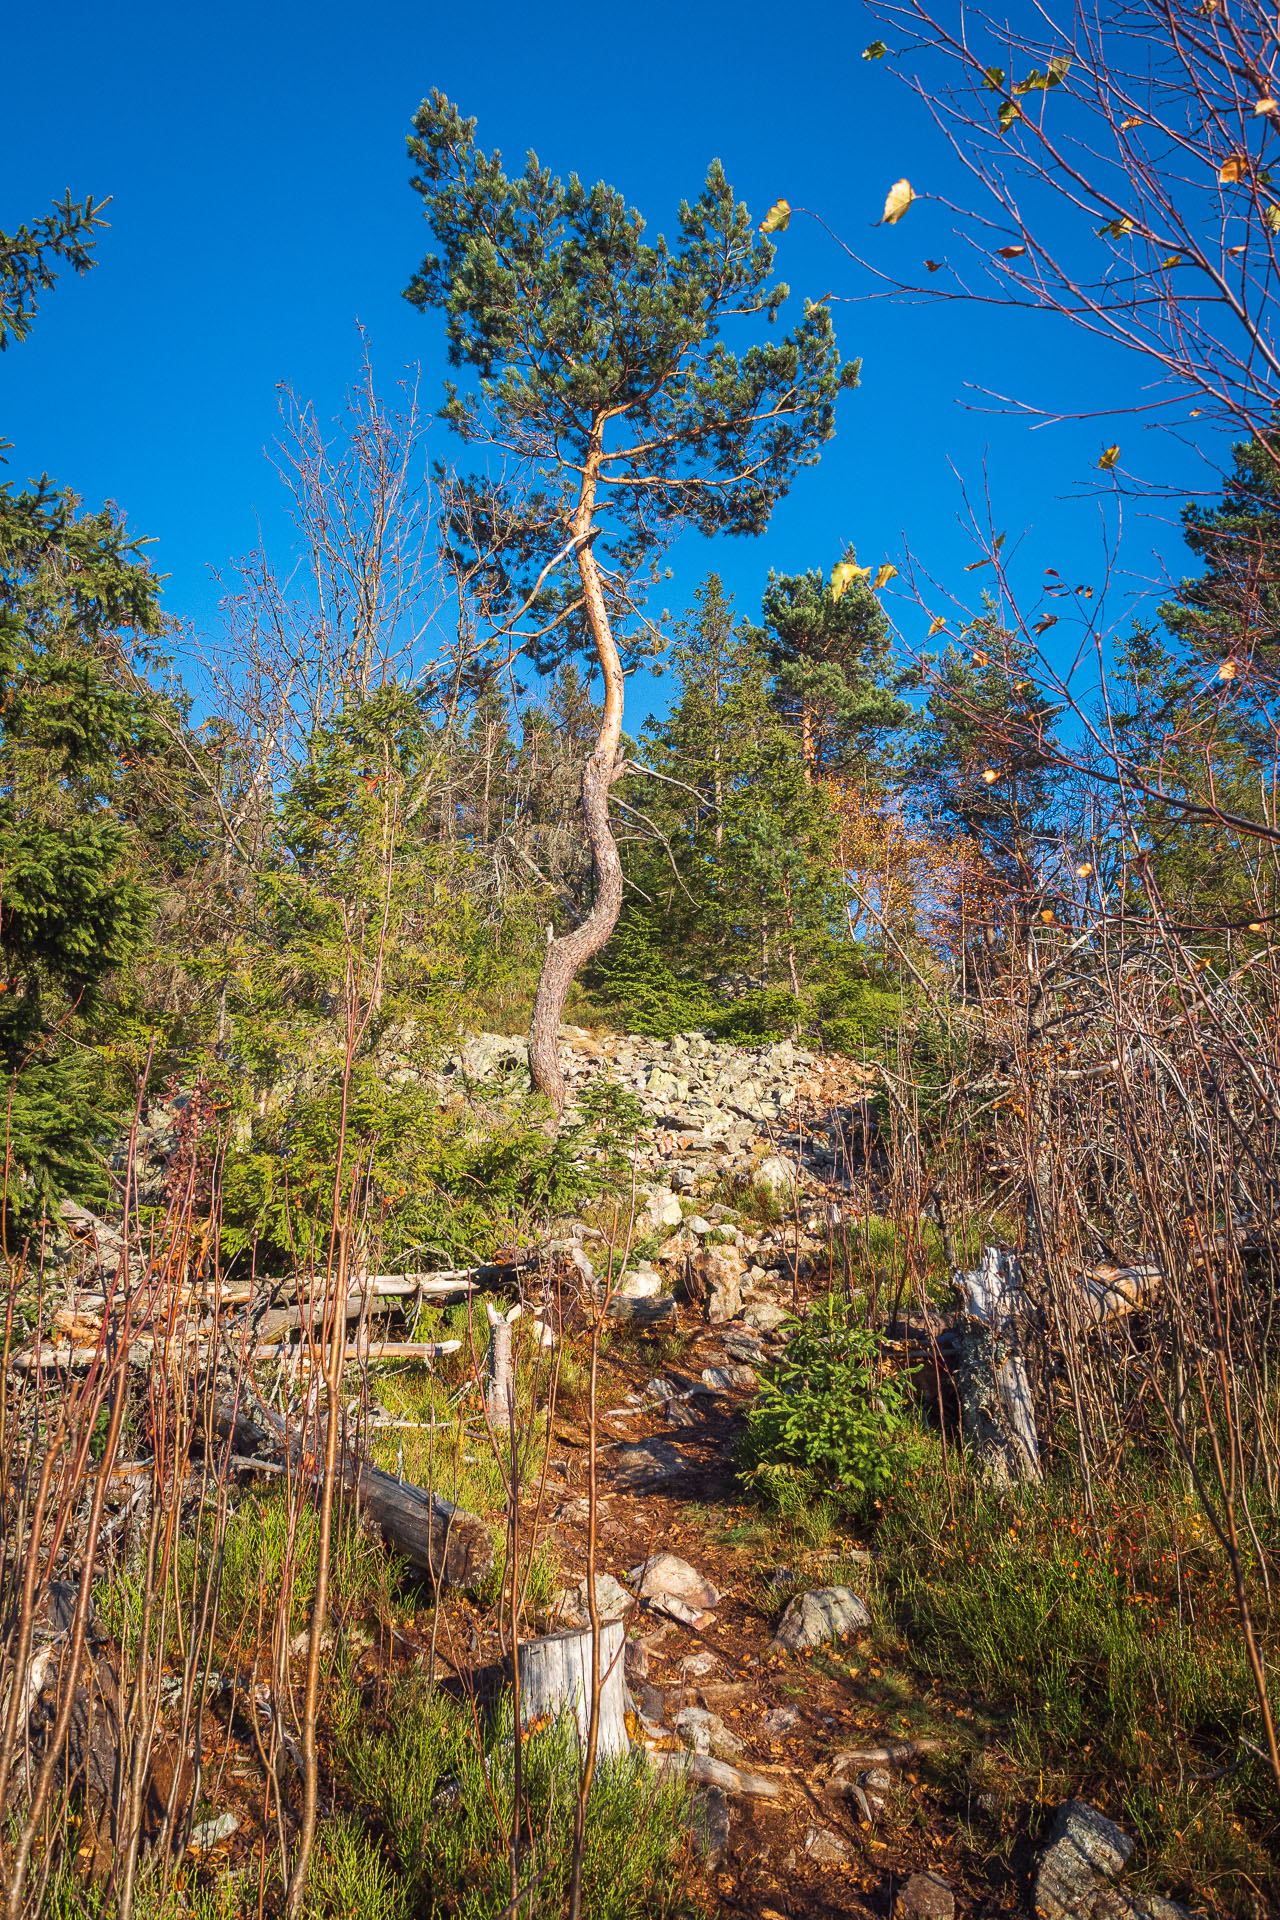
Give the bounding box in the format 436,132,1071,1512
528,437,626,1118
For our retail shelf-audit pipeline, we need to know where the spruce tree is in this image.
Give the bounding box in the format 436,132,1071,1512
404,94,859,1112
0,483,165,1221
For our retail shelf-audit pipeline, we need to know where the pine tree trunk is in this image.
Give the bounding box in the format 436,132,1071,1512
528,444,626,1119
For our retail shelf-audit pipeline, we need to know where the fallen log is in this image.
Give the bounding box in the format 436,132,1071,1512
655,1750,781,1798
518,1617,632,1759
833,1738,944,1769
211,1396,493,1589
951,1246,1041,1487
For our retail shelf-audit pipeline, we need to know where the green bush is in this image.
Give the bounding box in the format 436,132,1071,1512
741,1293,919,1516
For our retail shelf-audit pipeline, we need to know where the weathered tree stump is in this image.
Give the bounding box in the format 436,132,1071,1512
517,1616,632,1759
951,1245,1042,1486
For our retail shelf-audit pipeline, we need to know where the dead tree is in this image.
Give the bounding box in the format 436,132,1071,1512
951,1246,1042,1486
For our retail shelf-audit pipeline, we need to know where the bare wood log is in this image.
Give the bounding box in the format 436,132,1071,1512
951,1246,1042,1486
1067,1264,1162,1326
210,1398,493,1589
655,1750,781,1797
342,1340,463,1364
518,1617,632,1759
833,1738,944,1769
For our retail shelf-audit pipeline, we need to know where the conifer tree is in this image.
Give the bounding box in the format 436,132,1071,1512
404,94,859,1113
755,561,909,782
0,483,165,1219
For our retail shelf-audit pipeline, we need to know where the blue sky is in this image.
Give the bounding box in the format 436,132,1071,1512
4,0,1224,727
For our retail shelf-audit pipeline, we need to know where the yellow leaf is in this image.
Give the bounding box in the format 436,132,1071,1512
1041,908,1056,925
1077,584,1094,598
873,562,898,589
1076,863,1093,877
982,768,999,784
998,100,1023,132
864,39,888,59
997,244,1027,258
1256,97,1278,114
1228,244,1246,256
965,557,992,572
1266,205,1280,233
972,648,990,666
830,560,869,600
1219,658,1238,679
1219,155,1247,185
1098,445,1120,470
982,66,1005,90
1159,253,1183,267
882,179,916,225
928,615,948,635
1097,217,1133,239
1033,615,1058,635
760,199,791,235
1120,116,1143,131
924,258,945,272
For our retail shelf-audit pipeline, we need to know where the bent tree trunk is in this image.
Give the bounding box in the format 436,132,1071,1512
529,442,626,1118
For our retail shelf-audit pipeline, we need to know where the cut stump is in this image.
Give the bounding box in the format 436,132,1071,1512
518,1616,632,1759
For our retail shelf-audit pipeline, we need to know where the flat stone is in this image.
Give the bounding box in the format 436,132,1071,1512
617,1267,663,1299
743,1301,790,1331
606,1295,676,1328
689,1785,731,1868
644,1186,685,1230
189,1813,239,1853
612,1440,693,1490
770,1586,871,1651
1035,1801,1135,1920
701,1364,757,1392
674,1705,743,1759
633,1551,721,1612
553,1496,608,1523
895,1871,954,1920
686,1215,714,1235
551,1572,634,1627
680,1648,717,1678
761,1704,801,1737
756,1154,800,1192
804,1825,851,1865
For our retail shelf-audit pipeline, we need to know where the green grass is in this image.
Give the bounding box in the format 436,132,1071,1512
335,1680,692,1920
874,1446,1277,1912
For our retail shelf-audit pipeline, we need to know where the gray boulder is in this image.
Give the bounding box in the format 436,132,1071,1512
895,1872,954,1920
770,1585,870,1650
1035,1801,1134,1920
